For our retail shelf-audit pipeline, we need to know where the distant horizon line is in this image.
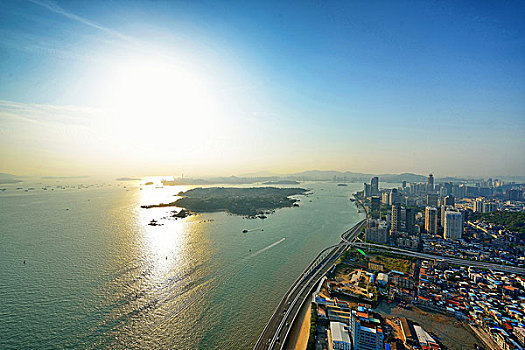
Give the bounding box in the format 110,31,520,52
2,170,525,181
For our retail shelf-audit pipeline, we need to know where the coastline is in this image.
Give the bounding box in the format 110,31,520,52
284,296,312,350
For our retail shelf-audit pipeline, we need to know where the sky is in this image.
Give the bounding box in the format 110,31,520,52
0,0,524,178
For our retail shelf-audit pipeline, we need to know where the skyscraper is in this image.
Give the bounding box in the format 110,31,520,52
405,207,415,234
427,174,434,192
390,188,401,205
363,183,371,198
426,193,438,207
391,204,401,232
444,211,463,240
425,207,438,234
440,205,448,228
371,177,379,196
371,196,381,219
443,195,455,207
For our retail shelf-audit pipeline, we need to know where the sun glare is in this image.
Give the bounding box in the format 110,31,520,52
104,59,220,148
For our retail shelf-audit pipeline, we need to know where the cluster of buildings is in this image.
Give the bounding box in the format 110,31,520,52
312,259,439,350
304,173,524,350
415,260,525,350
313,292,385,350
359,175,524,265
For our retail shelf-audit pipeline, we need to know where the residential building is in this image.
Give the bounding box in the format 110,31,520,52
382,192,390,205
349,308,384,350
473,199,484,213
371,196,381,219
391,204,401,232
426,194,439,207
444,211,463,240
443,195,455,207
390,189,401,205
483,202,498,213
366,220,389,244
425,207,438,234
405,207,415,234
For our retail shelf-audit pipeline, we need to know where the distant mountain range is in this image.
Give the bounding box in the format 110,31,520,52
160,171,428,184
286,170,428,183
0,173,22,184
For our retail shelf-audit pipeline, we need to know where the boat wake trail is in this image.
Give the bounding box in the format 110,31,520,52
147,237,287,336
244,237,286,261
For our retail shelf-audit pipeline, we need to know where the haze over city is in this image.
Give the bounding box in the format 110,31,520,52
1,1,524,178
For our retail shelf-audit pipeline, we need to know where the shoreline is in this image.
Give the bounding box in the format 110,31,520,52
285,296,312,350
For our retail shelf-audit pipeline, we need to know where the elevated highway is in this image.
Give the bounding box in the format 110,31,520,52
253,219,367,350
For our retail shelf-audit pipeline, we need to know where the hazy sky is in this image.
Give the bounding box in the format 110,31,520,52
1,0,524,177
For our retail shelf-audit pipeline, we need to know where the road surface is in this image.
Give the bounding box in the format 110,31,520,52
253,219,367,350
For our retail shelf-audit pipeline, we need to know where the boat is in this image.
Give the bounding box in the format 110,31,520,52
148,219,162,226
242,229,248,233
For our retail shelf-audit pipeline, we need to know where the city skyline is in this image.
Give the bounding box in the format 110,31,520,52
1,1,524,177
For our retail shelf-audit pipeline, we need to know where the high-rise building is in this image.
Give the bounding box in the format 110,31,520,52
381,192,390,205
363,183,371,198
443,195,455,207
391,204,401,232
506,189,522,201
466,186,479,198
371,196,381,219
483,202,498,213
440,205,449,228
426,193,439,207
390,188,400,205
402,180,407,188
349,307,384,350
444,211,463,240
425,207,438,234
365,220,388,244
371,177,379,196
427,174,434,192
473,199,484,213
405,207,415,234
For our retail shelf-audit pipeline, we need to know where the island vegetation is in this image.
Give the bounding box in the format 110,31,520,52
141,186,308,217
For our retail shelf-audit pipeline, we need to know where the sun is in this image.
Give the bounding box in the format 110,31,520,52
104,58,218,144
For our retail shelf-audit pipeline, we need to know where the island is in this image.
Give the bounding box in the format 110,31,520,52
141,186,308,217
262,180,300,185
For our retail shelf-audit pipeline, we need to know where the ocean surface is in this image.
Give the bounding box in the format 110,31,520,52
0,180,365,349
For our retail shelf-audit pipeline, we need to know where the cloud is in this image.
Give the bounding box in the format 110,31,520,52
0,99,101,127
27,0,137,44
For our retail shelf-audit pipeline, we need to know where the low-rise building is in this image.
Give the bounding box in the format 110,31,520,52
329,321,351,350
